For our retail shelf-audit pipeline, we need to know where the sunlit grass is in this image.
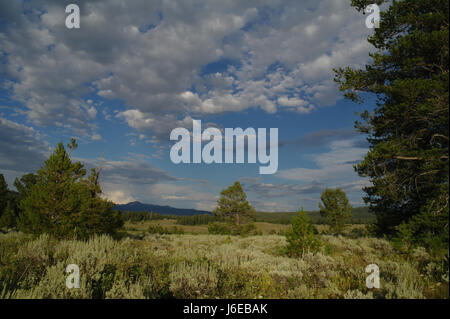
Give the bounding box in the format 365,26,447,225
0,231,447,299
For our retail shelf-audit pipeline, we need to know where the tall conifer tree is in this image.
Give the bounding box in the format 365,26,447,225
334,0,448,248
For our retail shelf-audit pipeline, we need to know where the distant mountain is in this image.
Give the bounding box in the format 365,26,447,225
113,201,211,216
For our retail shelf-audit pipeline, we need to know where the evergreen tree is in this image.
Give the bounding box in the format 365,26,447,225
74,168,124,239
213,181,255,226
14,173,37,202
0,173,8,216
0,173,20,227
18,140,123,239
319,188,352,234
0,202,16,229
285,208,321,257
334,0,449,248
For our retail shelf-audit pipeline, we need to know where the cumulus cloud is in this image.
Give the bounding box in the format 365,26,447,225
240,137,371,210
0,0,372,140
0,117,51,174
0,1,375,211
277,139,367,185
80,156,178,186
103,190,135,205
77,155,191,205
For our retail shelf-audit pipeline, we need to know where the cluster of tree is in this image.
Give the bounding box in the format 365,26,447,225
334,0,449,250
146,225,185,235
0,174,21,229
0,172,41,230
120,211,215,225
121,211,169,223
210,181,354,239
177,214,215,225
253,207,374,225
0,139,123,239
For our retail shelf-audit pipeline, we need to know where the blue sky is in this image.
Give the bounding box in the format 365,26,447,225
0,0,377,211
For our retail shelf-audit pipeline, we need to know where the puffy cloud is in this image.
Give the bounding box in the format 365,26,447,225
79,155,190,205
82,157,178,186
116,110,156,131
0,0,376,211
0,0,372,140
103,190,135,204
241,137,371,210
0,117,51,174
277,139,367,185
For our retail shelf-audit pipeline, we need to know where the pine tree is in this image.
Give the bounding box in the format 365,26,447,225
74,168,123,239
0,202,16,229
0,173,8,217
14,173,37,202
18,140,123,239
319,188,352,234
334,0,449,248
213,181,255,226
285,208,321,257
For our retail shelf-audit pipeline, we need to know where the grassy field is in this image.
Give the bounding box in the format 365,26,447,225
255,207,376,224
124,218,369,237
125,219,291,235
0,229,448,299
0,208,446,299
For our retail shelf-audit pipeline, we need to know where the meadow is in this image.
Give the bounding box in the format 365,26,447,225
1,227,448,299
125,218,290,235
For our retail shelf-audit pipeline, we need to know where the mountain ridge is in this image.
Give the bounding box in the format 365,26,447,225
113,201,211,216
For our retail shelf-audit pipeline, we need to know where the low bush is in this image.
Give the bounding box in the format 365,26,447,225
147,225,184,235
0,232,447,299
208,222,259,236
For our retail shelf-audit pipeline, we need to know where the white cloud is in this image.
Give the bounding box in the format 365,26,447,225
103,190,135,204
278,139,367,185
0,0,373,139
91,133,102,141
145,183,218,211
0,117,51,174
116,109,156,131
0,1,376,211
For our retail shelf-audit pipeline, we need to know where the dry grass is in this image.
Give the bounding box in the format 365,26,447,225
1,231,448,299
125,219,290,235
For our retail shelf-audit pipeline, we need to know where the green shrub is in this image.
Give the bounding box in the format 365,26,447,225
208,222,258,236
346,226,369,239
147,225,184,235
208,222,231,235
